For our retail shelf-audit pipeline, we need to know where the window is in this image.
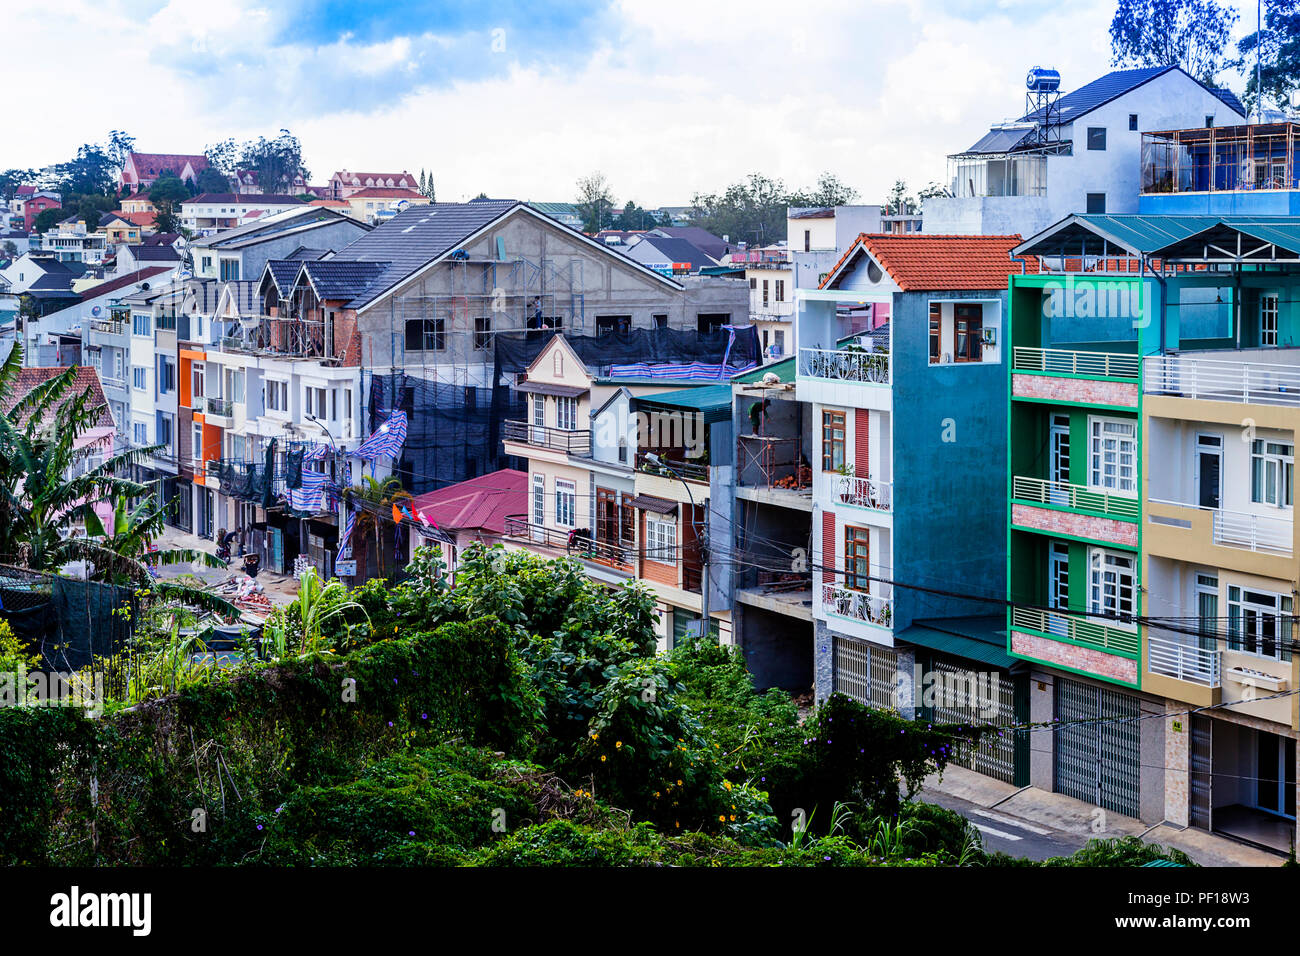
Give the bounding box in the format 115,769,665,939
929,303,940,362
266,379,288,412
596,315,631,336
1089,417,1137,494
1086,192,1107,214
555,479,576,527
1260,292,1279,346
219,260,240,281
1250,439,1294,508
1128,113,1138,131
1196,573,1219,652
192,423,204,463
954,304,983,362
1227,586,1294,661
201,255,212,271
775,280,785,303
132,421,147,445
653,314,668,328
844,525,870,590
158,413,173,449
404,317,445,351
191,364,204,399
646,515,677,563
822,410,846,471
1088,548,1136,627
132,313,150,336
473,316,492,351
1086,127,1107,150
1205,115,1215,128
132,366,146,390
762,280,769,308
305,386,326,418
697,313,728,335
224,368,244,405
749,278,756,290
773,329,785,354
803,229,811,253
532,473,545,527
557,395,578,431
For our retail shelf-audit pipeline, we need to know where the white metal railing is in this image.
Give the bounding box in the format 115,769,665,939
1148,497,1293,556
1012,475,1139,520
1213,508,1293,555
835,475,893,511
1010,606,1139,657
1144,354,1300,406
822,583,893,628
799,347,890,385
1147,632,1222,687
1013,346,1138,379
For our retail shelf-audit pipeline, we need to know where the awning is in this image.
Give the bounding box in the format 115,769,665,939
515,380,588,398
628,494,678,515
896,616,1017,670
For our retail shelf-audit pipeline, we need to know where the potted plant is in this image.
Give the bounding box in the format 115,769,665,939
836,463,856,502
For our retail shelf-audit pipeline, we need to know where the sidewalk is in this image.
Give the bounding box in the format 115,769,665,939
152,527,301,612
917,765,1285,867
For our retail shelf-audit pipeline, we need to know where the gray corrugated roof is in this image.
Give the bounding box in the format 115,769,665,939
629,235,717,269
298,260,389,301
189,207,357,250
328,200,520,309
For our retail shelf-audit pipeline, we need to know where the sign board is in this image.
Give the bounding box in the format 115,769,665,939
334,559,357,576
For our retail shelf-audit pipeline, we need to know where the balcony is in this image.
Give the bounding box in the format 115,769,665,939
1144,353,1300,407
198,396,235,418
1148,498,1293,557
1010,606,1139,658
501,419,591,456
1013,346,1138,379
503,515,634,572
833,474,892,511
1012,476,1139,520
1148,632,1222,688
821,583,893,629
798,347,890,385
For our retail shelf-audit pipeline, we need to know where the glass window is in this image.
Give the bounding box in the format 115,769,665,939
1089,417,1137,494
1087,127,1107,150
1088,548,1135,626
928,302,940,363
822,410,846,471
1251,439,1294,508
556,396,578,431
555,479,576,527
954,304,983,362
1227,585,1293,661
646,515,677,563
844,525,870,590
1261,292,1279,346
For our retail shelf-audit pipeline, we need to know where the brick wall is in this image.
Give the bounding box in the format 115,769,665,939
640,511,679,587
1010,629,1138,685
335,308,362,367
1011,503,1138,547
1012,373,1138,408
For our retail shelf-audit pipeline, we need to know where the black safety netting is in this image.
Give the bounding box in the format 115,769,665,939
0,564,135,689
368,327,759,496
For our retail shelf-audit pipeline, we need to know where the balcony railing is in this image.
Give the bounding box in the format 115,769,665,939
1144,354,1300,406
1012,475,1139,520
635,450,708,483
1149,497,1293,556
1148,632,1222,687
1011,606,1139,657
501,419,591,455
203,397,234,417
503,515,635,571
834,475,893,511
821,583,893,628
1013,347,1139,379
798,347,890,385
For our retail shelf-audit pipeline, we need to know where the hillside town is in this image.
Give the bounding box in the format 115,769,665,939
1,2,1298,916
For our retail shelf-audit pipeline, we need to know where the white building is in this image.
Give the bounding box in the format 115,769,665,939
925,65,1247,237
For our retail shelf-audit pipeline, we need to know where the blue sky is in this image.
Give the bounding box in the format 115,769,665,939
5,0,1264,206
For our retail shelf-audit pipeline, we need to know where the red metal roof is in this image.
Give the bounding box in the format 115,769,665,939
347,187,424,199
820,233,1036,292
2,367,114,429
407,468,527,535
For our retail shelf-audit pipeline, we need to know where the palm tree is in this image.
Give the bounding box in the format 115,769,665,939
0,344,231,613
342,473,411,581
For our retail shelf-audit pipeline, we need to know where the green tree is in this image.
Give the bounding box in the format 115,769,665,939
55,143,117,197
194,167,230,194
342,474,412,582
883,180,914,216
103,130,136,186
690,172,790,247
790,171,860,209
0,169,36,204
575,171,614,232
32,207,67,234
1234,0,1300,112
237,129,309,194
148,173,190,233
0,241,16,263
204,138,240,179
1109,0,1240,83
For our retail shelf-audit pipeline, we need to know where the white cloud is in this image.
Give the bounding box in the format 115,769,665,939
2,0,1263,207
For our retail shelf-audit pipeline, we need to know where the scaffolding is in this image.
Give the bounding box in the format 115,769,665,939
1142,122,1300,195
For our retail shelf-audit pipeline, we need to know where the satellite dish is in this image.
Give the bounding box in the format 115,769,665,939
396,199,410,210
90,305,102,316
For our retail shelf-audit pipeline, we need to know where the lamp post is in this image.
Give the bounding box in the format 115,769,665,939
644,452,711,640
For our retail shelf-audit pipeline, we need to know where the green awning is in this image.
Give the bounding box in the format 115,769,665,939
733,356,794,384
896,616,1017,670
634,384,733,423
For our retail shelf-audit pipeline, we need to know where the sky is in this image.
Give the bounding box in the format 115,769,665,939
2,0,1267,206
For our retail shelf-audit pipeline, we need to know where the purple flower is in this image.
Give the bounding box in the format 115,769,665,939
421,713,428,720
408,831,415,837
256,824,263,831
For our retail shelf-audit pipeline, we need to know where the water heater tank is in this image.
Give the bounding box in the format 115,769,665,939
1026,67,1061,92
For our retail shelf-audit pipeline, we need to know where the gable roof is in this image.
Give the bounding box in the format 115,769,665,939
2,366,114,429
127,152,209,178
184,193,305,206
332,170,418,189
407,468,527,534
79,266,173,301
1020,65,1245,126
297,259,389,301
347,186,424,199
124,244,182,262
821,233,1033,292
648,226,734,261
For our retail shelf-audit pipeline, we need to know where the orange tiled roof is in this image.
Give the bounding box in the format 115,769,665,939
347,186,424,199
819,233,1036,292
2,367,114,429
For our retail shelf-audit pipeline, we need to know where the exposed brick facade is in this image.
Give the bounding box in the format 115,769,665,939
1010,629,1138,685
1012,373,1138,408
1011,502,1138,547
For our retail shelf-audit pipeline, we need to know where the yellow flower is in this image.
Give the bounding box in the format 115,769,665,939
615,741,622,749
676,779,683,786
723,780,732,791
600,755,607,762
718,815,726,822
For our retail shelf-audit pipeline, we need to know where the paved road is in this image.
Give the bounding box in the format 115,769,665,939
918,790,1088,861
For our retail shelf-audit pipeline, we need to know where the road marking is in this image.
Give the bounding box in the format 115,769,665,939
970,822,1021,842
972,808,1052,835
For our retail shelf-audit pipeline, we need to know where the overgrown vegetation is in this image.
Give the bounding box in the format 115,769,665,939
0,545,1195,867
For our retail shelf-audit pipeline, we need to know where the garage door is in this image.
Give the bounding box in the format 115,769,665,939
930,658,1017,784
833,636,898,710
1054,677,1140,818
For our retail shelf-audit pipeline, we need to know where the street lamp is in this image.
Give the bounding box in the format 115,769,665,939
644,452,711,639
